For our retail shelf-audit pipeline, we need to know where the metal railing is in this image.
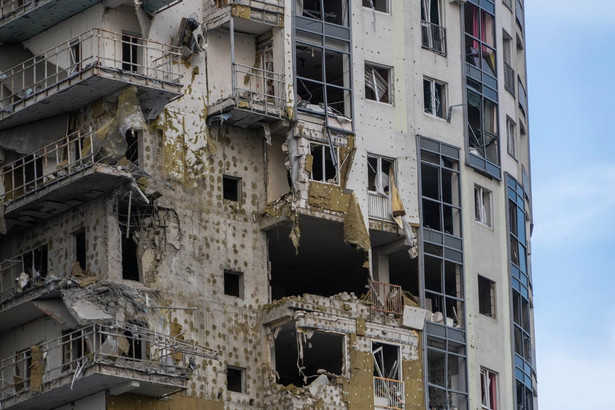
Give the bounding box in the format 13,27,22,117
0,322,214,401
0,28,181,115
504,62,515,96
368,193,391,220
421,21,446,55
232,62,285,118
0,257,24,305
368,281,403,317
374,376,405,409
0,0,34,21
1,128,95,204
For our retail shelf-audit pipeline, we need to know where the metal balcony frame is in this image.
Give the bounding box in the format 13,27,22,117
0,29,181,126
421,20,447,56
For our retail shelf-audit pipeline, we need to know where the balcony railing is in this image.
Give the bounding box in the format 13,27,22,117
0,28,181,123
1,128,96,204
231,62,286,120
421,21,446,55
504,62,515,96
368,193,391,220
368,280,403,317
0,322,217,403
0,257,25,306
374,376,405,409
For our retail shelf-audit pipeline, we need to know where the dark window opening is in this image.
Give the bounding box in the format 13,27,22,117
122,33,141,72
424,255,463,327
300,0,348,26
74,230,86,271
363,0,388,13
223,175,241,201
227,366,245,393
124,322,146,360
125,130,139,165
372,342,400,380
224,270,244,298
423,78,446,118
388,249,419,298
310,144,338,184
478,275,495,318
274,322,343,386
22,244,48,278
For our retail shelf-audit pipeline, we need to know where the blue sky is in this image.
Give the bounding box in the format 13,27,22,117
527,1,615,408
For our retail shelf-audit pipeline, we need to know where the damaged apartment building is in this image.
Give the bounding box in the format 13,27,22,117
0,0,536,409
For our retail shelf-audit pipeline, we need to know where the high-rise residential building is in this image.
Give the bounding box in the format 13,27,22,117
0,0,535,409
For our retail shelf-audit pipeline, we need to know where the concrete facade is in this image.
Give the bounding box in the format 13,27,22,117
0,0,535,409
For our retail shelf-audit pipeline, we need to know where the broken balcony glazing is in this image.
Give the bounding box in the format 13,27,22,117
0,322,216,409
0,29,182,130
1,128,135,232
206,0,284,31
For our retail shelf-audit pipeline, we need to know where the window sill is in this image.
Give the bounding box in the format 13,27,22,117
366,98,394,107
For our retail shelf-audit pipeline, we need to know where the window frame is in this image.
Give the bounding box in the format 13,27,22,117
226,365,246,393
423,77,447,119
223,269,244,299
480,367,498,410
309,142,339,185
474,185,492,228
478,275,496,318
365,63,393,104
362,0,390,14
222,175,242,202
506,117,516,159
367,154,394,197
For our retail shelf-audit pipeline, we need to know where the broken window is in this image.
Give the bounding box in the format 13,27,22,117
125,130,140,165
503,31,515,95
424,256,464,328
420,142,461,237
69,38,81,75
223,175,241,201
295,0,353,124
367,155,392,196
74,229,86,271
22,244,48,279
465,4,496,78
363,0,389,13
427,336,468,410
365,64,392,104
467,80,499,176
478,275,495,318
227,365,246,393
421,0,446,54
423,78,446,118
310,143,338,184
273,322,344,386
465,1,499,179
373,342,404,408
507,174,534,407
474,185,492,227
298,0,349,26
481,368,498,410
506,117,516,159
224,270,244,298
122,32,142,73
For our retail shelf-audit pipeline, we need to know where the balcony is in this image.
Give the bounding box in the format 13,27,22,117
0,323,217,410
518,79,528,116
0,1,183,42
516,0,524,30
0,29,182,130
205,0,284,34
368,193,391,220
208,62,287,128
1,128,134,232
421,21,446,55
374,376,405,409
504,62,515,96
367,281,403,318
0,253,62,331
